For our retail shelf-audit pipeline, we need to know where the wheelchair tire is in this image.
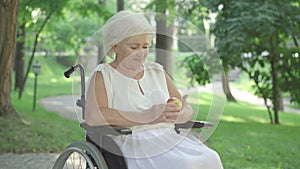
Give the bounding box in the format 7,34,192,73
53,141,108,169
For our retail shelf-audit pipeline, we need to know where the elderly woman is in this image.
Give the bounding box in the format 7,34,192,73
85,10,223,169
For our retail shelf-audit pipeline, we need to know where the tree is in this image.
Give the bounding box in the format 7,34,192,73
205,0,300,124
0,0,19,117
17,0,69,99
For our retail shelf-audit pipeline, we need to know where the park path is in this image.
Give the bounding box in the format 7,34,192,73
0,153,57,169
1,83,299,169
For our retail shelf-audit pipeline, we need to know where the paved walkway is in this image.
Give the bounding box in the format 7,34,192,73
0,153,58,169
1,84,299,169
39,95,83,122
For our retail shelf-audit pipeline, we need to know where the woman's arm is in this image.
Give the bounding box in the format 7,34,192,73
85,71,180,127
165,72,193,124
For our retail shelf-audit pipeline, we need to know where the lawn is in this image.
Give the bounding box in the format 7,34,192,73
1,55,299,169
195,94,300,169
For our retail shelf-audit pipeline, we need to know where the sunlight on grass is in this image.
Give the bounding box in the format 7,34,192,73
222,115,246,123
25,90,33,97
38,57,59,77
28,73,35,78
50,78,58,83
246,115,270,123
186,93,201,104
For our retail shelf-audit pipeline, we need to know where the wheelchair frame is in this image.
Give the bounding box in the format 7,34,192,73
53,64,213,169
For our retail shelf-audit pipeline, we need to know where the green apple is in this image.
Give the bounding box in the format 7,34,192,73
167,97,182,110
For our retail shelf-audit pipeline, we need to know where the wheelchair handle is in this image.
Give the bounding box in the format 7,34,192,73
64,64,86,119
64,66,76,78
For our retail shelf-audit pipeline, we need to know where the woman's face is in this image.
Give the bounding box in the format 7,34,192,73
114,34,150,69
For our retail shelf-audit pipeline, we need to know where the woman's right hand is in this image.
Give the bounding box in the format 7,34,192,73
144,103,181,124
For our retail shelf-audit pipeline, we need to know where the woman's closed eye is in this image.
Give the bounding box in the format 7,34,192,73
129,44,139,49
130,46,149,50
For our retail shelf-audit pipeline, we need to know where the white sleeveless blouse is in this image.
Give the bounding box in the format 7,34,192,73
94,61,173,132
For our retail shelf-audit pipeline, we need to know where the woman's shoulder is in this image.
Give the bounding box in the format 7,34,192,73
144,61,164,71
94,63,111,72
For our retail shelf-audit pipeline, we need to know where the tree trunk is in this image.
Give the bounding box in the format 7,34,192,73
0,0,19,117
155,13,174,76
270,34,279,124
117,0,124,11
14,22,26,90
277,89,284,111
222,72,236,102
154,1,174,76
271,54,279,124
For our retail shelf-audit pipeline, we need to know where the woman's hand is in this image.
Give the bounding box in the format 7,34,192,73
143,103,181,124
144,95,193,124
175,95,193,124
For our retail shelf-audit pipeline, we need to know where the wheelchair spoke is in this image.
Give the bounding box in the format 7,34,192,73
62,151,88,169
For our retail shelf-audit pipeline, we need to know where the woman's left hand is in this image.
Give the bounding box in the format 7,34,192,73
175,95,193,124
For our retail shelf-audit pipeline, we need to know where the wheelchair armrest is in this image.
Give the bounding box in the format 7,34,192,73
175,120,213,130
81,121,212,136
80,122,132,136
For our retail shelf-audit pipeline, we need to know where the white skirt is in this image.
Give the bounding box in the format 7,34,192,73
110,127,223,169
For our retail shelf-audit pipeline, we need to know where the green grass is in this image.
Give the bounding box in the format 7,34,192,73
188,91,300,169
0,56,84,153
1,55,300,169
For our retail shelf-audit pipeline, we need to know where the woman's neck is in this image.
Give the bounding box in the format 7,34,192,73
110,60,144,80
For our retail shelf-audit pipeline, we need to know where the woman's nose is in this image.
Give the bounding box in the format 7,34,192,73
136,49,146,57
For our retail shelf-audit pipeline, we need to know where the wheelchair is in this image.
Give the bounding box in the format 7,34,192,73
53,64,214,169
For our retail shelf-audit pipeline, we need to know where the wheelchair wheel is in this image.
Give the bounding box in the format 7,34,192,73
53,141,108,169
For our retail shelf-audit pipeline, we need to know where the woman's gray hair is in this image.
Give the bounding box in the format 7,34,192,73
103,10,155,57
